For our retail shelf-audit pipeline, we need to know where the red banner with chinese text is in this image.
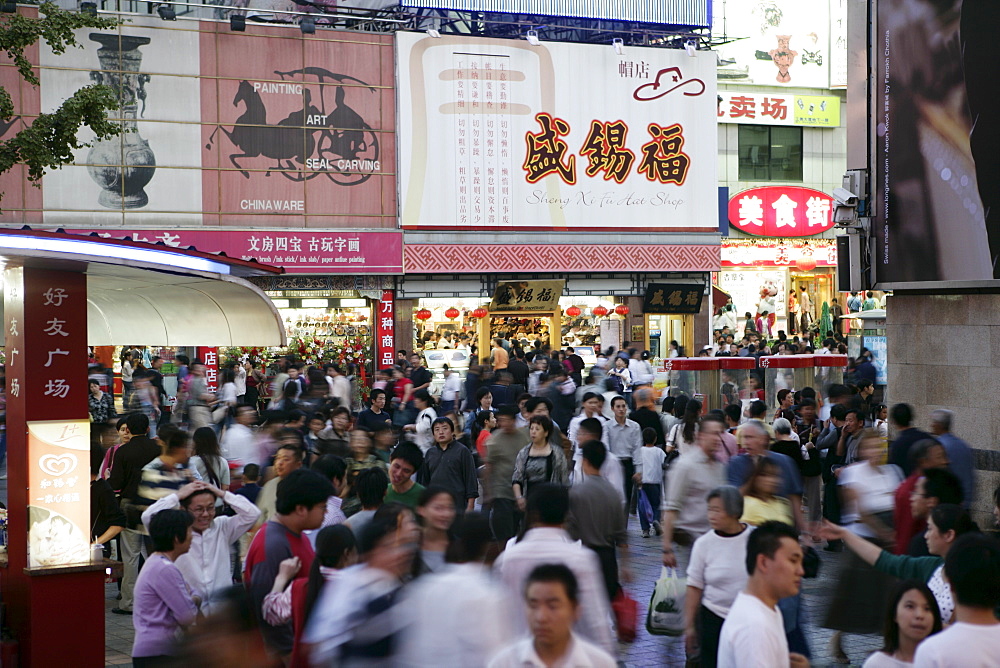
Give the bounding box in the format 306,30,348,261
375,291,395,371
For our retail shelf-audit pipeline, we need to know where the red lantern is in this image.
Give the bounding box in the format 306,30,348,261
415,308,432,321
795,255,817,272
614,304,630,316
565,306,581,317
445,307,460,319
592,305,609,317
471,307,488,319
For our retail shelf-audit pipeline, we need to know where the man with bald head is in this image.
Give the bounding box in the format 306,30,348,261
727,420,805,532
929,409,974,508
629,388,665,447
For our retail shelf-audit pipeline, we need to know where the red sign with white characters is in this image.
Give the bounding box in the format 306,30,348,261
196,347,219,393
375,291,395,371
728,186,836,237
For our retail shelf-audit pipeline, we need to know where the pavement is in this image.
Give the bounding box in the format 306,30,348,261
99,512,882,668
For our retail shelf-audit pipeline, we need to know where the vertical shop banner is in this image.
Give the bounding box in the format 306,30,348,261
0,15,395,229
197,347,219,393
4,268,90,569
711,0,831,88
375,290,395,370
397,32,717,231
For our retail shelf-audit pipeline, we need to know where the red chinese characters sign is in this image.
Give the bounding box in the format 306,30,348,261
375,290,395,370
728,187,836,237
64,229,403,274
522,114,691,187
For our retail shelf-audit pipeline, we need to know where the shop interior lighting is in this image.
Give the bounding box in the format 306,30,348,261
612,38,624,55
157,4,177,20
301,298,328,307
229,13,246,30
339,298,368,307
525,30,540,46
0,235,231,275
300,17,315,34
270,299,290,308
426,28,441,38
80,1,97,16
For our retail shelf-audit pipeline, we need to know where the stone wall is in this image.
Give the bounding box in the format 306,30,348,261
887,293,999,530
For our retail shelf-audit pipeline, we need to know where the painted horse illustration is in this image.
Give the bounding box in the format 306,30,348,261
206,68,380,185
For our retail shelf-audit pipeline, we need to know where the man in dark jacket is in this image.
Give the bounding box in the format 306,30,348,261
107,412,161,614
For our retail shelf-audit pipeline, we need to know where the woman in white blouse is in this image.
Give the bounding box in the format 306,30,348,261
404,389,438,454
684,485,752,668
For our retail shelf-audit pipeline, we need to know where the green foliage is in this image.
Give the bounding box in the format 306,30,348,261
0,2,121,186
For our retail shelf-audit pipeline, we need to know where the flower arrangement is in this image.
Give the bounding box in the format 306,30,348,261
221,346,270,367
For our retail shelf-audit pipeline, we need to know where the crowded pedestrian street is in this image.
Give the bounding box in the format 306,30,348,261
2,0,1000,666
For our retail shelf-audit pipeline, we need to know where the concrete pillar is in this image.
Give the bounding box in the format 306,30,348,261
886,293,998,529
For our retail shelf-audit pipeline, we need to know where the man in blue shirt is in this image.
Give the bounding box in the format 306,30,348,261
727,419,804,532
930,409,975,509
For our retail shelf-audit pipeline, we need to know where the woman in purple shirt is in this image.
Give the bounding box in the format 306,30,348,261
132,509,199,666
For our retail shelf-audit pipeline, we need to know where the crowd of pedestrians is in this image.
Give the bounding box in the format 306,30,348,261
86,342,1000,667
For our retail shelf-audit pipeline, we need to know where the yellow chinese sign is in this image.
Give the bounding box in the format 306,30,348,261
489,280,565,312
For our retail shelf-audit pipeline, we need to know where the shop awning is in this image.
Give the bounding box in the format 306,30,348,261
711,285,731,310
85,264,287,347
0,228,287,347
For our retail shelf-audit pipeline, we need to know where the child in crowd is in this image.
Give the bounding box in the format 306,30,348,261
234,463,262,505
638,427,666,538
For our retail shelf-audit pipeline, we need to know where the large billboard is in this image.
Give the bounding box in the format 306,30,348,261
874,0,996,285
400,0,709,26
0,15,396,231
713,0,834,89
397,32,718,231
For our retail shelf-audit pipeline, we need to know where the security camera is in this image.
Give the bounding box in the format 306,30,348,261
832,187,858,207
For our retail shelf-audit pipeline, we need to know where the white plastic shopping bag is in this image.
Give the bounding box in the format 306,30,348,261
646,566,686,636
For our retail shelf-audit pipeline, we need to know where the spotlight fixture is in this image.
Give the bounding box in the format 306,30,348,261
685,39,697,57
426,28,441,38
80,1,97,16
525,29,540,46
300,16,315,34
156,4,176,20
612,37,624,55
230,13,246,31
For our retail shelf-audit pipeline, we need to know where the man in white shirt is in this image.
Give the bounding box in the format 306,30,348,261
568,392,607,459
718,521,807,668
221,405,259,475
439,364,463,414
325,363,352,411
914,534,1000,667
488,563,615,668
141,480,260,615
662,414,726,573
494,484,615,657
602,396,643,520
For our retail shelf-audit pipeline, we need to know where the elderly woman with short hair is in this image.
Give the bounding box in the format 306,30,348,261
683,485,751,668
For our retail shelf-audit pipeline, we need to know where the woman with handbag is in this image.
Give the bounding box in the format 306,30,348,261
512,415,569,512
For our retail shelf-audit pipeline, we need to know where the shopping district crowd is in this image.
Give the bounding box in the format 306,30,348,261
87,336,1000,668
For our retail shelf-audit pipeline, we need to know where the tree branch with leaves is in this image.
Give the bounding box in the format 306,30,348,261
0,2,121,188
